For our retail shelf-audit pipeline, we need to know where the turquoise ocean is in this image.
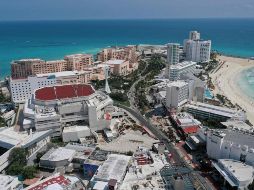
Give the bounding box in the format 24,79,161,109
0,19,254,98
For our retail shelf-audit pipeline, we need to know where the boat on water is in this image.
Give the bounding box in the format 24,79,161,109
250,57,254,60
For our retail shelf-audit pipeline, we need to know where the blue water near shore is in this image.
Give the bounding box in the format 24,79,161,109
1,18,254,99
237,67,254,100
1,18,254,78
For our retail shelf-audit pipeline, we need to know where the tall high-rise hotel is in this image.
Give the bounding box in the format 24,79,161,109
165,43,180,79
184,31,211,63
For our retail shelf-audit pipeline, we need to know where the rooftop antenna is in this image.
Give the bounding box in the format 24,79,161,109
104,65,111,94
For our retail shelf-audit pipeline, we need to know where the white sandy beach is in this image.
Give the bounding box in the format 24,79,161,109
210,55,254,125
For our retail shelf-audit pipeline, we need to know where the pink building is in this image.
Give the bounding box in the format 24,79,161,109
97,46,138,63
11,54,94,79
105,60,130,76
64,54,94,71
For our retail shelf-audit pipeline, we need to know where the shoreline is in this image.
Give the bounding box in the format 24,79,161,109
210,55,254,125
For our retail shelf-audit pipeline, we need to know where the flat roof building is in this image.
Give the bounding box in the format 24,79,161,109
166,81,189,109
171,112,201,136
23,84,113,136
0,174,22,190
185,101,246,122
105,59,130,76
40,147,76,169
165,43,180,79
183,31,211,63
11,54,94,79
170,61,197,81
62,125,91,143
97,46,138,64
0,127,52,172
207,127,254,166
212,159,254,190
92,154,131,184
25,173,85,190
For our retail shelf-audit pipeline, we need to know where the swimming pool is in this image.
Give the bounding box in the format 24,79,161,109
205,89,214,99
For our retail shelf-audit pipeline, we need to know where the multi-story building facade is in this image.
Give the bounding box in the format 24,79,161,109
184,39,211,63
183,31,211,63
97,46,138,63
165,43,180,79
189,31,200,40
22,84,113,136
185,101,246,122
11,54,94,79
64,54,94,71
207,124,254,166
170,61,197,81
105,60,130,76
11,59,44,79
9,71,91,104
32,60,68,74
165,81,189,108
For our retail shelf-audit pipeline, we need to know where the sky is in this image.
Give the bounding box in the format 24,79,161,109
0,0,254,21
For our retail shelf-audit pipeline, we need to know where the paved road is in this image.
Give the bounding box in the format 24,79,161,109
123,58,213,190
118,104,186,166
117,104,214,190
127,59,148,111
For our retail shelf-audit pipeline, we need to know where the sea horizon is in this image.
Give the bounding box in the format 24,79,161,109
1,18,254,78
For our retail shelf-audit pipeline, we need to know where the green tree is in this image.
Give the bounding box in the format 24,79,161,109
110,92,128,102
8,147,27,165
22,166,37,179
6,162,23,176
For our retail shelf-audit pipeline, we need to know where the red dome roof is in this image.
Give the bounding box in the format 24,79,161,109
35,84,95,101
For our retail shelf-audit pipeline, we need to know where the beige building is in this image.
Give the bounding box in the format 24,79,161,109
97,46,138,63
11,59,44,79
64,54,94,71
32,60,68,74
106,60,130,76
11,54,94,79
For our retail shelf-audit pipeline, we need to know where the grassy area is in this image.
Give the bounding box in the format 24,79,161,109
134,55,165,112
113,100,130,107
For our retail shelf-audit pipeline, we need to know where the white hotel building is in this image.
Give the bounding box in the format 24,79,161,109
184,31,211,63
165,81,189,108
9,71,91,104
23,84,113,136
207,122,254,166
170,61,197,81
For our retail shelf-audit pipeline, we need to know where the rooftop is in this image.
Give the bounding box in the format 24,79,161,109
0,174,19,189
63,125,90,133
36,71,85,78
64,53,92,58
221,120,253,132
0,127,51,149
105,59,126,65
168,80,188,88
94,154,131,183
35,84,95,101
12,59,43,63
40,148,76,162
186,101,243,118
171,61,197,70
213,159,254,187
25,173,82,190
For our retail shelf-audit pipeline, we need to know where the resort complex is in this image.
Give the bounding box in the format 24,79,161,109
1,30,254,190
